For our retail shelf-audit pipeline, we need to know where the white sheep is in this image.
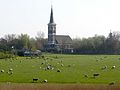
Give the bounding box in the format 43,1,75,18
101,66,107,70
112,66,116,69
9,68,13,71
51,67,54,70
43,79,48,83
8,71,13,75
47,65,51,70
1,70,4,73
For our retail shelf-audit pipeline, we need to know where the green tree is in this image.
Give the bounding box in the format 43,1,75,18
18,34,30,50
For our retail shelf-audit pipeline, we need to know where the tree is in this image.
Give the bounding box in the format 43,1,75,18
35,31,45,50
18,34,30,50
29,38,36,51
72,38,81,50
0,38,8,51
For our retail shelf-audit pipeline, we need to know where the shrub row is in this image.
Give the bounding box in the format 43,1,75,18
0,52,14,59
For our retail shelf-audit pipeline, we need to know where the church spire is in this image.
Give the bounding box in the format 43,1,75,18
48,5,56,45
49,6,54,23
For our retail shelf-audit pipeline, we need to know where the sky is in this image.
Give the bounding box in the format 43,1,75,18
0,0,120,38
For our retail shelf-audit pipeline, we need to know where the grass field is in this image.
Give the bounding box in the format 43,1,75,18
0,54,120,84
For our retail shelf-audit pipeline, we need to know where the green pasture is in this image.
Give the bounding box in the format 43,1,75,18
0,54,120,84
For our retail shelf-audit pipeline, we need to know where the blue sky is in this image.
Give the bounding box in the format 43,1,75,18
0,0,120,38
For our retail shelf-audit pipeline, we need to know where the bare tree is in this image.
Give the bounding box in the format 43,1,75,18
35,31,45,49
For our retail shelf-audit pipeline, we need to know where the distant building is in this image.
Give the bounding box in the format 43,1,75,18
44,6,73,53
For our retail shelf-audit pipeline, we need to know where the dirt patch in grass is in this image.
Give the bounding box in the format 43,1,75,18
0,84,120,90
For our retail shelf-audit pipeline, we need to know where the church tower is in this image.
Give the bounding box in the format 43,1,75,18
48,6,56,45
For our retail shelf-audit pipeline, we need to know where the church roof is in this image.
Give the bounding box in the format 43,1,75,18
49,7,54,23
55,35,72,44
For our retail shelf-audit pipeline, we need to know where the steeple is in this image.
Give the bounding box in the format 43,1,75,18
49,6,54,23
48,5,56,45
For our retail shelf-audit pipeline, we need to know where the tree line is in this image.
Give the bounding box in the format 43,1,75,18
0,31,120,55
0,31,47,54
73,31,120,54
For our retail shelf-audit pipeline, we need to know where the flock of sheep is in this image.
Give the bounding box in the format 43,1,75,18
1,68,13,75
83,56,120,85
0,55,119,85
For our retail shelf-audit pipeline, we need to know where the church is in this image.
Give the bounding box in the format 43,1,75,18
44,6,73,53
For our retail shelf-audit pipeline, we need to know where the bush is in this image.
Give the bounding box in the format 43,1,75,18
0,52,14,59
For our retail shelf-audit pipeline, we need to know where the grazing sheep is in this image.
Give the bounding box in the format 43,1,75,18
84,74,88,78
109,82,115,85
33,78,38,82
101,66,107,70
93,73,100,78
7,71,13,75
9,68,13,71
1,70,4,73
51,67,54,70
112,66,116,69
9,72,13,75
7,71,10,74
47,65,51,70
57,69,61,72
43,79,48,83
